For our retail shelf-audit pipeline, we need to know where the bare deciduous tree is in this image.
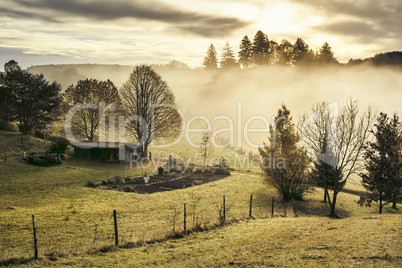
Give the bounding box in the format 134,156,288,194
198,132,213,168
301,99,374,217
119,65,182,158
301,102,337,202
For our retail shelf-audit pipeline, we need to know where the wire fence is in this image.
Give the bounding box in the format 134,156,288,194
0,194,297,262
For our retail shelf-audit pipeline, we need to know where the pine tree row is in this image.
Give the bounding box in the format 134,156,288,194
203,30,338,69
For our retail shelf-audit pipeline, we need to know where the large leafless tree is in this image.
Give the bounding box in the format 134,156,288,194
301,99,374,217
119,65,182,158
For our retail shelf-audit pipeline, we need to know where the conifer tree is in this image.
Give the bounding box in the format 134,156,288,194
203,44,218,69
293,37,314,66
238,35,253,68
252,30,270,65
259,105,311,202
276,40,293,65
220,42,238,69
317,42,338,65
358,113,402,213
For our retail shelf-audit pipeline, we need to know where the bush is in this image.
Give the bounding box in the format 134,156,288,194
158,167,164,176
194,168,203,173
202,168,212,174
86,181,97,187
113,176,125,184
185,166,194,173
48,136,70,154
213,168,230,175
0,120,18,132
122,186,134,192
34,130,45,139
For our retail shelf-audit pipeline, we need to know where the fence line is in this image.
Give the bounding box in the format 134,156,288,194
0,194,297,262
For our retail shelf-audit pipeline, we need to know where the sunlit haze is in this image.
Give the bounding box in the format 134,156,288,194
1,0,401,68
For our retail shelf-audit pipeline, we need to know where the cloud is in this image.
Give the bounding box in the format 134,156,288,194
289,0,402,38
315,20,385,40
2,0,249,37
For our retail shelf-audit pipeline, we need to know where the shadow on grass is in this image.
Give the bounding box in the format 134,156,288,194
88,218,241,255
294,198,352,219
0,257,39,267
253,190,352,219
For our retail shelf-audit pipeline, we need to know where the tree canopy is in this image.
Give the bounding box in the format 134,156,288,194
0,60,61,134
119,65,182,158
63,78,121,142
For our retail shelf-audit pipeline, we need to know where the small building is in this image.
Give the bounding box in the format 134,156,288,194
73,142,136,162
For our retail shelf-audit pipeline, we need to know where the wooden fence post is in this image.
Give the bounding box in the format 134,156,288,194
32,214,38,259
271,197,274,217
249,194,253,218
223,195,226,223
113,210,118,246
183,203,187,234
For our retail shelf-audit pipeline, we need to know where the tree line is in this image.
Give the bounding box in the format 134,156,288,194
203,30,402,69
203,30,338,69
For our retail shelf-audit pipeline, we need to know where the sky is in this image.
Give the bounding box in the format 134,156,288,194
0,0,401,69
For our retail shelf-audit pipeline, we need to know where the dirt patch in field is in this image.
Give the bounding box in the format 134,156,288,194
90,171,230,194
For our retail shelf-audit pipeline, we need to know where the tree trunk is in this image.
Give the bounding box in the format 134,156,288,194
143,145,148,159
330,191,337,217
392,199,397,209
323,188,328,203
379,191,383,214
392,191,397,209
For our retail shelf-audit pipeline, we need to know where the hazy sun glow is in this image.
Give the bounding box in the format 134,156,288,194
0,0,400,68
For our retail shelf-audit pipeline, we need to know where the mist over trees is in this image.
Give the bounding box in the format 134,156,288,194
238,35,253,68
349,51,402,67
220,42,238,69
202,30,344,69
203,44,218,69
0,54,400,217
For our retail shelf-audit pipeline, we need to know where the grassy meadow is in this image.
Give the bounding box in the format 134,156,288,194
0,130,401,267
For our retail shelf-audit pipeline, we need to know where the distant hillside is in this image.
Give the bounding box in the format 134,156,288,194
26,52,402,93
27,60,191,91
348,51,402,67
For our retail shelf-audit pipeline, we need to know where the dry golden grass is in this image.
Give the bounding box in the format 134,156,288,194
0,130,401,267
